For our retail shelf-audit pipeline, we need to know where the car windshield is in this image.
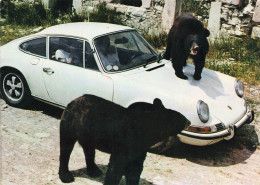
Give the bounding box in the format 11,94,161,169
94,31,158,72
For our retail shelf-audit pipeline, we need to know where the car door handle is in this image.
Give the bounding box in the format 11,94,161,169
43,67,54,74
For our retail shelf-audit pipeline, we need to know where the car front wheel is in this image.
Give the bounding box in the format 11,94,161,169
0,70,32,107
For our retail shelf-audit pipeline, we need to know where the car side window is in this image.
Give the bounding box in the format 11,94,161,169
20,37,46,57
85,42,99,70
49,37,83,67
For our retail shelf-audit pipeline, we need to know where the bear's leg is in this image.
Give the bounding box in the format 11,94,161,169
193,58,205,80
59,129,77,183
124,152,147,185
172,58,188,80
81,144,102,177
164,40,172,60
104,154,127,185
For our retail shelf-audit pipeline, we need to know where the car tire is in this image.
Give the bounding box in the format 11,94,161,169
0,70,32,107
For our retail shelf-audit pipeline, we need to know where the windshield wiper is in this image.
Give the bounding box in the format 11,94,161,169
143,55,159,68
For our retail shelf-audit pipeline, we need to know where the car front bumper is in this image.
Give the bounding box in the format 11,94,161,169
177,109,255,146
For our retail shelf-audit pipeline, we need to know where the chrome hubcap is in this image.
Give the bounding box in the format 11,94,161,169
3,73,24,101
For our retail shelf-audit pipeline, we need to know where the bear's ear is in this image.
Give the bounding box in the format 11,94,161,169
204,28,210,37
153,98,165,109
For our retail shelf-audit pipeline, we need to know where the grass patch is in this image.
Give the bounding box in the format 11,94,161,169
182,0,209,17
88,3,124,25
206,36,260,84
142,32,168,50
208,37,260,65
0,25,35,45
1,1,47,26
206,61,260,83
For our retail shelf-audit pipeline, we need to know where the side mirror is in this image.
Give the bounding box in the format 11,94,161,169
115,37,129,44
157,50,166,63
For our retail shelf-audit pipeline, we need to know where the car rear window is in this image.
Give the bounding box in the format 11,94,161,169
20,37,46,57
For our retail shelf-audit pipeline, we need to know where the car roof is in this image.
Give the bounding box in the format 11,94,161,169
38,22,134,40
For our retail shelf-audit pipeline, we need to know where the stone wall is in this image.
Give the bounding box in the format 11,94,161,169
219,0,259,38
197,0,260,39
107,0,166,35
72,0,178,35
72,0,183,35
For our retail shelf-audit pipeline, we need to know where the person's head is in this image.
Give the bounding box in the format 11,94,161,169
55,49,70,62
96,36,110,48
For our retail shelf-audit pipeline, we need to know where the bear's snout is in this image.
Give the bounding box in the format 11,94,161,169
190,42,199,55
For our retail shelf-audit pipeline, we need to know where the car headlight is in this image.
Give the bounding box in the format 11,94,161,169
197,100,209,123
235,79,244,98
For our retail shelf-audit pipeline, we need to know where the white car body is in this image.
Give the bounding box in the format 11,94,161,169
0,22,254,146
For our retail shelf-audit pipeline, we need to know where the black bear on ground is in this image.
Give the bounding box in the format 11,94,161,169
164,13,210,80
59,95,187,185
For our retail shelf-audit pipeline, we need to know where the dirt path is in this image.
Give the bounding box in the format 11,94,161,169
0,87,260,185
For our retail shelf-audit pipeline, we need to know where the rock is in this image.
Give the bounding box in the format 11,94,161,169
1,125,8,132
243,2,255,15
141,0,152,8
229,58,235,61
233,9,239,17
228,29,246,37
1,104,8,110
241,16,252,24
252,0,260,22
222,7,229,14
222,24,232,30
32,27,43,33
221,13,229,21
127,7,146,17
250,88,260,96
251,26,260,39
221,0,242,6
154,5,163,11
228,17,241,25
0,18,6,23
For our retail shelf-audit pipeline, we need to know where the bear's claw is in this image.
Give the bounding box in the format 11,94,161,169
193,74,201,80
176,73,188,80
59,170,75,183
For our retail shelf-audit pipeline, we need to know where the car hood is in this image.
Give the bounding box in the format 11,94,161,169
112,61,246,126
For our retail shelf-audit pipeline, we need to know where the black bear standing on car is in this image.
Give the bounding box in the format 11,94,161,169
164,13,210,80
59,94,187,185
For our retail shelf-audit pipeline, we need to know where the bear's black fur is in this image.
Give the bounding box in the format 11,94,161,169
164,13,210,80
59,95,187,185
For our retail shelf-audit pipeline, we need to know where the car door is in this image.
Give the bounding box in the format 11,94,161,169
18,37,51,101
42,37,114,107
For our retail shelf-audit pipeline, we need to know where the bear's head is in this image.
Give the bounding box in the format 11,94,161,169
184,28,210,56
175,17,210,56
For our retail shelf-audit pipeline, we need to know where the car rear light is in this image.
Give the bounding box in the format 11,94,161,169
186,123,226,134
186,126,212,133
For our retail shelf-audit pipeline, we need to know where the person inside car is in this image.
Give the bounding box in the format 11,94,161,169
95,36,120,71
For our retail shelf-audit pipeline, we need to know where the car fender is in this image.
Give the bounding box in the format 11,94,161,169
0,41,50,101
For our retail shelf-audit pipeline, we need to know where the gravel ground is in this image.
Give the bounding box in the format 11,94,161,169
0,85,259,185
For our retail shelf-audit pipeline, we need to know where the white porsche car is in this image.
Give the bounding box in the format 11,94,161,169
0,22,254,146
